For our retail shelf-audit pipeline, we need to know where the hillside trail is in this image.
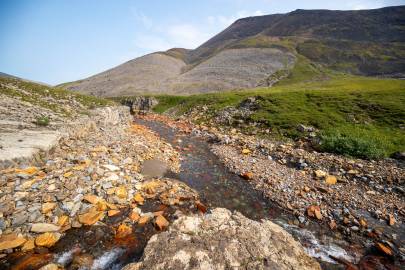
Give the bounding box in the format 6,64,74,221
134,114,403,270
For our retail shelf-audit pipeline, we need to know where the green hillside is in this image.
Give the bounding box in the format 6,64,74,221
149,74,405,159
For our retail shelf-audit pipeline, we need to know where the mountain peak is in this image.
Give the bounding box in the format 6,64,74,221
61,5,405,96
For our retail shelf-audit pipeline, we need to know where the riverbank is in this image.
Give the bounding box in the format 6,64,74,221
0,107,197,269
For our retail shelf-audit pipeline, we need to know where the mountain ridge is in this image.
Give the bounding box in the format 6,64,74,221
61,5,405,97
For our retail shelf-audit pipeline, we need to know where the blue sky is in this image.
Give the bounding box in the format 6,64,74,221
0,0,404,85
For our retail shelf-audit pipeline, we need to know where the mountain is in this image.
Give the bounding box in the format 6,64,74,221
62,5,405,97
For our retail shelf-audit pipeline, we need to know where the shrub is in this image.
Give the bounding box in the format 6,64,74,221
318,127,389,160
35,116,50,126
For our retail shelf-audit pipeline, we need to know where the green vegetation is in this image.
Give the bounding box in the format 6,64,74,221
151,75,405,159
297,39,405,75
0,77,113,116
35,116,50,126
151,95,188,114
318,127,390,160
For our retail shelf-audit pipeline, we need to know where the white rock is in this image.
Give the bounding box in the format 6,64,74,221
31,223,60,233
102,164,120,171
47,184,56,191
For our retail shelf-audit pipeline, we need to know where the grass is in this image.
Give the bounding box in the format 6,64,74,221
297,39,405,75
318,127,390,160
0,77,113,116
150,95,189,114
150,75,405,159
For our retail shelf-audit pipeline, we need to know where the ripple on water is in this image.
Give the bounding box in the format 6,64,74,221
90,248,125,270
278,222,355,264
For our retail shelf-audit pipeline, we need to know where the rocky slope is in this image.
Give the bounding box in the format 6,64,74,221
63,47,294,97
65,53,186,97
0,77,111,168
62,5,405,96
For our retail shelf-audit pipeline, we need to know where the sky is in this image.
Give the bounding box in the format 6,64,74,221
0,0,404,85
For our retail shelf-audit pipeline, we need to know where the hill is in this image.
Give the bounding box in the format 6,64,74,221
61,5,405,96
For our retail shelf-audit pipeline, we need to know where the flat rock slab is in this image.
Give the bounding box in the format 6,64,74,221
0,129,61,166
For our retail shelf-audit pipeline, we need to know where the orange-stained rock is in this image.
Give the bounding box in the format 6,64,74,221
83,194,101,204
15,166,38,175
314,209,323,220
78,210,105,225
57,215,69,227
325,175,337,185
108,210,120,216
106,202,118,210
116,186,128,199
195,201,207,213
141,180,163,194
155,215,169,231
360,218,367,228
129,211,140,222
21,239,36,251
376,242,393,256
35,232,61,248
63,171,73,177
388,214,396,226
307,205,323,220
116,224,132,238
138,216,150,226
42,202,57,214
241,172,254,180
96,200,108,211
133,193,145,204
11,253,53,270
0,234,27,250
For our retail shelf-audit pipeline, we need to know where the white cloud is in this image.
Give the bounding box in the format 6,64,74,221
167,24,212,48
131,9,266,53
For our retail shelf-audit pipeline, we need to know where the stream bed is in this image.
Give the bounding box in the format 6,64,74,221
0,118,398,270
136,118,397,270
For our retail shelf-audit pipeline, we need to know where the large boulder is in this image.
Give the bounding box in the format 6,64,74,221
123,208,321,270
129,97,159,113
